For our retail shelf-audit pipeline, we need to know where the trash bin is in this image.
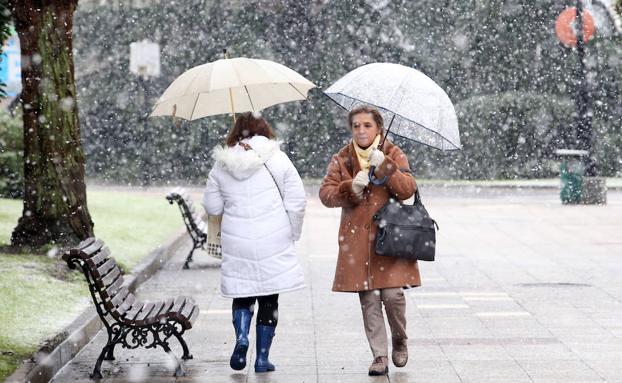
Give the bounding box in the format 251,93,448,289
555,149,588,204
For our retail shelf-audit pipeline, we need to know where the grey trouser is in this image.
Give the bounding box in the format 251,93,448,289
358,288,407,358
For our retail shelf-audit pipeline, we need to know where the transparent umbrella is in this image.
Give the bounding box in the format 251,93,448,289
324,62,461,151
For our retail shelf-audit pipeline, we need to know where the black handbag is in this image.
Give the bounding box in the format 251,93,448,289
372,189,438,261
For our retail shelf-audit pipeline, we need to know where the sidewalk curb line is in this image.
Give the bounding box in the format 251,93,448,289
5,229,189,383
416,184,622,191
302,181,622,191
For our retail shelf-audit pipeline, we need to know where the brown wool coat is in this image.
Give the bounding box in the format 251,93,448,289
319,139,422,292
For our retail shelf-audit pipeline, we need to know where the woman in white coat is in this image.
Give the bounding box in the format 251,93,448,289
202,112,306,373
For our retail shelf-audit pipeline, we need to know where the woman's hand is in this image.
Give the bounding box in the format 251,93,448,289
352,170,370,197
369,149,385,168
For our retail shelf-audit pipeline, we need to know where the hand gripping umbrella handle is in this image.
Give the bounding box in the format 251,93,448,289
368,166,388,186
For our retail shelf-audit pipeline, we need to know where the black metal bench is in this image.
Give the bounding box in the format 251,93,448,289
63,237,200,379
166,188,212,269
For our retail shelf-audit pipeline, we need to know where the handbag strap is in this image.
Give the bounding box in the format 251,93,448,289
263,164,284,201
238,141,284,203
413,189,422,206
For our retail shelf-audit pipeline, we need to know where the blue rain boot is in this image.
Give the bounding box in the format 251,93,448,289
230,308,253,370
254,325,276,372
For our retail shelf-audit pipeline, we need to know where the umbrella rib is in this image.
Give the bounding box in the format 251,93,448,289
189,94,201,121
244,85,256,111
385,71,409,113
288,83,308,100
389,129,461,151
322,92,349,111
183,66,205,98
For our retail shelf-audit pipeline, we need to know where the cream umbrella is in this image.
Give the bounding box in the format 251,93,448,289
150,54,316,122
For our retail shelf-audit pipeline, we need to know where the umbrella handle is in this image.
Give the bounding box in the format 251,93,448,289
378,114,395,151
368,166,388,186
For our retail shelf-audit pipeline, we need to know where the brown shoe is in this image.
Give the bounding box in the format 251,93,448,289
392,339,408,367
368,356,389,376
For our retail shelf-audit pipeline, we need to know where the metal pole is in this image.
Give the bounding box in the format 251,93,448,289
574,1,596,176
223,49,237,124
139,74,152,185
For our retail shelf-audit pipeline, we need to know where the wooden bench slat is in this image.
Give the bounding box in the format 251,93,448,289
184,202,194,213
123,302,145,322
154,298,174,320
171,300,198,329
86,246,111,269
113,294,136,318
140,301,166,325
134,302,155,324
186,305,200,329
170,298,193,320
97,266,122,289
77,239,105,258
110,286,130,308
101,274,124,300
63,237,98,263
180,299,195,319
170,296,187,314
75,237,96,252
95,258,117,279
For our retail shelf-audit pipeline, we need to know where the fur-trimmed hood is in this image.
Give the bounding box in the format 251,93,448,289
212,135,280,180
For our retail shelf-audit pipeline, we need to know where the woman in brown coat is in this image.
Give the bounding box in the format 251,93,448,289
319,106,421,376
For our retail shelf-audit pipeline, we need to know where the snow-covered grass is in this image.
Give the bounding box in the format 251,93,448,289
0,189,182,381
0,253,89,380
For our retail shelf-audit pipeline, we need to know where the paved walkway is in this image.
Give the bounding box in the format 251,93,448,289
52,188,622,382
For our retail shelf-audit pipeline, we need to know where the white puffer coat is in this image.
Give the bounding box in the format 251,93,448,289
202,135,306,298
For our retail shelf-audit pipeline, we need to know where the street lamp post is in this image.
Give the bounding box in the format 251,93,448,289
574,0,596,177
555,1,607,204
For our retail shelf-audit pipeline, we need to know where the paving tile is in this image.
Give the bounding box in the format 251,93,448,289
451,360,533,382
440,344,512,361
518,360,605,382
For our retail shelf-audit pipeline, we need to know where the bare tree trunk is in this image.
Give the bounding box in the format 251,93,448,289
9,0,94,247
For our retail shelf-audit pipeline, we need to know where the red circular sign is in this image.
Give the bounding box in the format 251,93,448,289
555,7,596,47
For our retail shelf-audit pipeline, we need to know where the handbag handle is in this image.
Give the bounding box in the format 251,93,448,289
413,189,422,206
368,146,388,185
368,165,388,185
412,189,439,230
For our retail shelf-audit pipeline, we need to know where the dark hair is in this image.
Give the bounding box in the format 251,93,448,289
348,106,384,130
225,112,276,147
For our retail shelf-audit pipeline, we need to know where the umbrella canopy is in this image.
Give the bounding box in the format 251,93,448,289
150,57,316,121
324,63,460,151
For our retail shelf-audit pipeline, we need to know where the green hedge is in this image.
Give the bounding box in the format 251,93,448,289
452,92,574,179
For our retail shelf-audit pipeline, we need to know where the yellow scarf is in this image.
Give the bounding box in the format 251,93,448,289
353,135,381,171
